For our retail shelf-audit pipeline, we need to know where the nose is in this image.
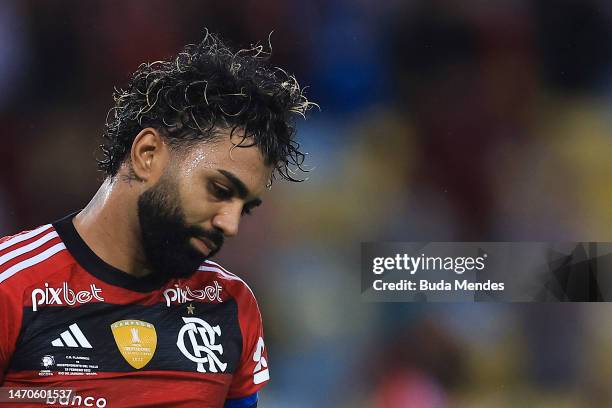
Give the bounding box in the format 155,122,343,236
211,204,241,238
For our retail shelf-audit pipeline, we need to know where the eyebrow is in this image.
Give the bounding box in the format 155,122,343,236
217,169,263,207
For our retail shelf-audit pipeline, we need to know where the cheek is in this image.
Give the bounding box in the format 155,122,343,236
176,182,219,224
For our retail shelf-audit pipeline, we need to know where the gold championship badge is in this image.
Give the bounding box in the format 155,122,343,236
110,320,157,369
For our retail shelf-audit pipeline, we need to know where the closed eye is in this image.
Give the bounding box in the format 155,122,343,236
209,182,233,200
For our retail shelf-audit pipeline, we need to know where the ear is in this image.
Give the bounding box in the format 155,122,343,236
130,128,169,182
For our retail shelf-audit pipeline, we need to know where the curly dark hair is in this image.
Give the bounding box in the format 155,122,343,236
98,30,316,182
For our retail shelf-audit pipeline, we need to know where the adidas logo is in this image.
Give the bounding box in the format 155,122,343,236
51,323,92,348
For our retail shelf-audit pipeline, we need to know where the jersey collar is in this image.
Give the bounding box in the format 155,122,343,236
53,212,168,292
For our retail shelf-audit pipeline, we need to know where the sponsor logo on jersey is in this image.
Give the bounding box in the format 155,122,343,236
163,281,223,306
111,320,157,369
252,337,269,384
176,317,227,373
51,323,93,348
31,282,104,311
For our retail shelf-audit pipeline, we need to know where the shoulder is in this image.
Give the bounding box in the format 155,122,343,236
0,224,70,289
197,260,261,312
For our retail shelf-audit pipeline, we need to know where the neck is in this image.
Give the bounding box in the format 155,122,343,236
73,177,153,277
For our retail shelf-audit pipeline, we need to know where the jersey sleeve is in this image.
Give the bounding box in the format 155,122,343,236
225,286,270,400
0,272,24,383
224,393,258,408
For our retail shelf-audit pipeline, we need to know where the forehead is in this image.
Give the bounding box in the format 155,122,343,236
173,130,272,193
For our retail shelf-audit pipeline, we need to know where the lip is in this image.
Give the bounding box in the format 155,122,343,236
191,237,214,256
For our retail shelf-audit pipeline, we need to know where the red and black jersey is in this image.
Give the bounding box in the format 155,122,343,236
0,214,270,408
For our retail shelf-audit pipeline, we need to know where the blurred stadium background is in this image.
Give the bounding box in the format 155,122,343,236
1,1,612,407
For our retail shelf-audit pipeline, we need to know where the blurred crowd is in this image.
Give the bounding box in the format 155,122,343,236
1,0,612,407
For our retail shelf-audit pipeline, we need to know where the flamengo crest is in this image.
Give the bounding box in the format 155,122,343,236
176,317,227,373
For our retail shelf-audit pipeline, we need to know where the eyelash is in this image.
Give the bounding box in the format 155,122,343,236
211,182,255,216
211,183,233,200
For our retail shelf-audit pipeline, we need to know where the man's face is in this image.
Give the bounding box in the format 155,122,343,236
137,132,272,280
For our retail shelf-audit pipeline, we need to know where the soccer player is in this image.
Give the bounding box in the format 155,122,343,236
0,31,313,407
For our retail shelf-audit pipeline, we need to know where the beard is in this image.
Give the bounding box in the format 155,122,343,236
137,173,224,281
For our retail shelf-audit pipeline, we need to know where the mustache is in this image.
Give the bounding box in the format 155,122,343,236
188,226,224,252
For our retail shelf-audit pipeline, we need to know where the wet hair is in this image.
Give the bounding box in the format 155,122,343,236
98,30,316,182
